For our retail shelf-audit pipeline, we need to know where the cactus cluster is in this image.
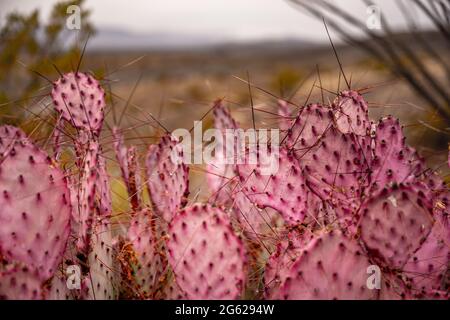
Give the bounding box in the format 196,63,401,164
0,71,448,300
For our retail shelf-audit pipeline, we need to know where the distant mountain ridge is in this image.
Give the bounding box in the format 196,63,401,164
87,27,319,51
85,27,444,53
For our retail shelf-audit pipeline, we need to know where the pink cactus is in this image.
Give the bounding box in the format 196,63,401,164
332,90,370,136
112,127,142,211
82,220,119,300
0,65,448,301
231,188,281,238
51,72,106,135
0,128,71,281
370,116,424,192
0,126,72,299
207,100,239,198
264,229,314,299
377,272,411,300
237,147,309,225
359,183,434,269
279,230,377,300
167,204,247,299
302,126,371,213
0,264,43,300
128,208,169,297
284,103,333,159
146,134,189,222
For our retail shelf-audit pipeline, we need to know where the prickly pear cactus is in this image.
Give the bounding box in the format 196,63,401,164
332,90,370,136
146,134,189,222
0,128,71,281
279,230,377,300
112,127,142,210
51,72,106,135
284,103,333,158
237,147,309,225
264,229,314,299
370,116,424,192
403,221,449,294
207,100,239,197
126,146,142,210
127,208,168,298
112,127,129,184
0,125,26,157
378,272,411,300
82,220,119,300
167,204,247,299
359,183,434,269
302,126,371,211
0,263,43,300
231,188,281,238
403,197,450,295
47,270,76,300
72,139,102,251
1,59,449,302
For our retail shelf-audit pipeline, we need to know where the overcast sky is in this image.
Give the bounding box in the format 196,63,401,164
0,0,434,42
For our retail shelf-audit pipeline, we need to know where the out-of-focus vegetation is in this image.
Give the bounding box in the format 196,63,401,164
270,68,303,97
288,0,450,124
0,0,94,124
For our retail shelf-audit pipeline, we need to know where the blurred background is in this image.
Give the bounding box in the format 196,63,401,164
0,0,449,196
